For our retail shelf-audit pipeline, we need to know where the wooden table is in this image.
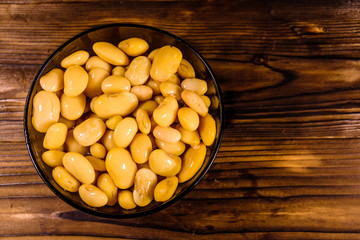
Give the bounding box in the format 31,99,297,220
3,0,360,239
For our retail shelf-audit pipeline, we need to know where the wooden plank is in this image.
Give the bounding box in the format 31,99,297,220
1,1,360,65
1,196,360,237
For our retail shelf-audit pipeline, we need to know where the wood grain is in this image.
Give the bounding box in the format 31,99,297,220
2,0,360,239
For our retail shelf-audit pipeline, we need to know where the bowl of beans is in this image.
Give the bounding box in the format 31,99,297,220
24,23,223,218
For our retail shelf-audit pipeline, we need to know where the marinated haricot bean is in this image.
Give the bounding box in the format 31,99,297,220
32,90,60,133
154,176,178,202
159,81,182,101
89,143,106,159
153,126,181,143
92,91,138,118
177,107,199,131
177,59,195,79
73,117,106,147
118,37,149,57
177,143,207,183
32,38,218,210
42,150,65,168
43,123,68,150
105,148,137,189
113,117,138,148
145,79,161,95
112,66,126,76
97,173,118,206
152,96,178,127
180,78,208,95
130,133,152,164
104,115,122,131
60,93,86,121
85,56,112,73
199,113,216,146
149,149,182,177
155,138,185,156
52,166,80,192
150,45,182,81
147,48,159,61
100,130,117,152
118,190,137,209
125,56,151,86
63,65,89,97
39,68,64,92
85,68,109,98
167,73,181,85
135,109,151,134
153,95,165,105
131,85,153,102
176,124,201,146
101,75,131,94
79,184,108,207
181,90,208,117
65,129,89,155
133,168,157,207
63,152,96,184
200,95,211,108
93,42,129,66
133,100,158,117
86,155,106,172
61,50,89,68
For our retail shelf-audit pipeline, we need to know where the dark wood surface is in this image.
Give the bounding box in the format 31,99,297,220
3,0,360,239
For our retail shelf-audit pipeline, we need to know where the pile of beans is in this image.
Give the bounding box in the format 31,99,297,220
32,37,216,209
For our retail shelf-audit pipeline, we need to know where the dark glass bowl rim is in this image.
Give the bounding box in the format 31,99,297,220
24,23,224,219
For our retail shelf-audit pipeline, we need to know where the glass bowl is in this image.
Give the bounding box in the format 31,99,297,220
24,23,223,218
